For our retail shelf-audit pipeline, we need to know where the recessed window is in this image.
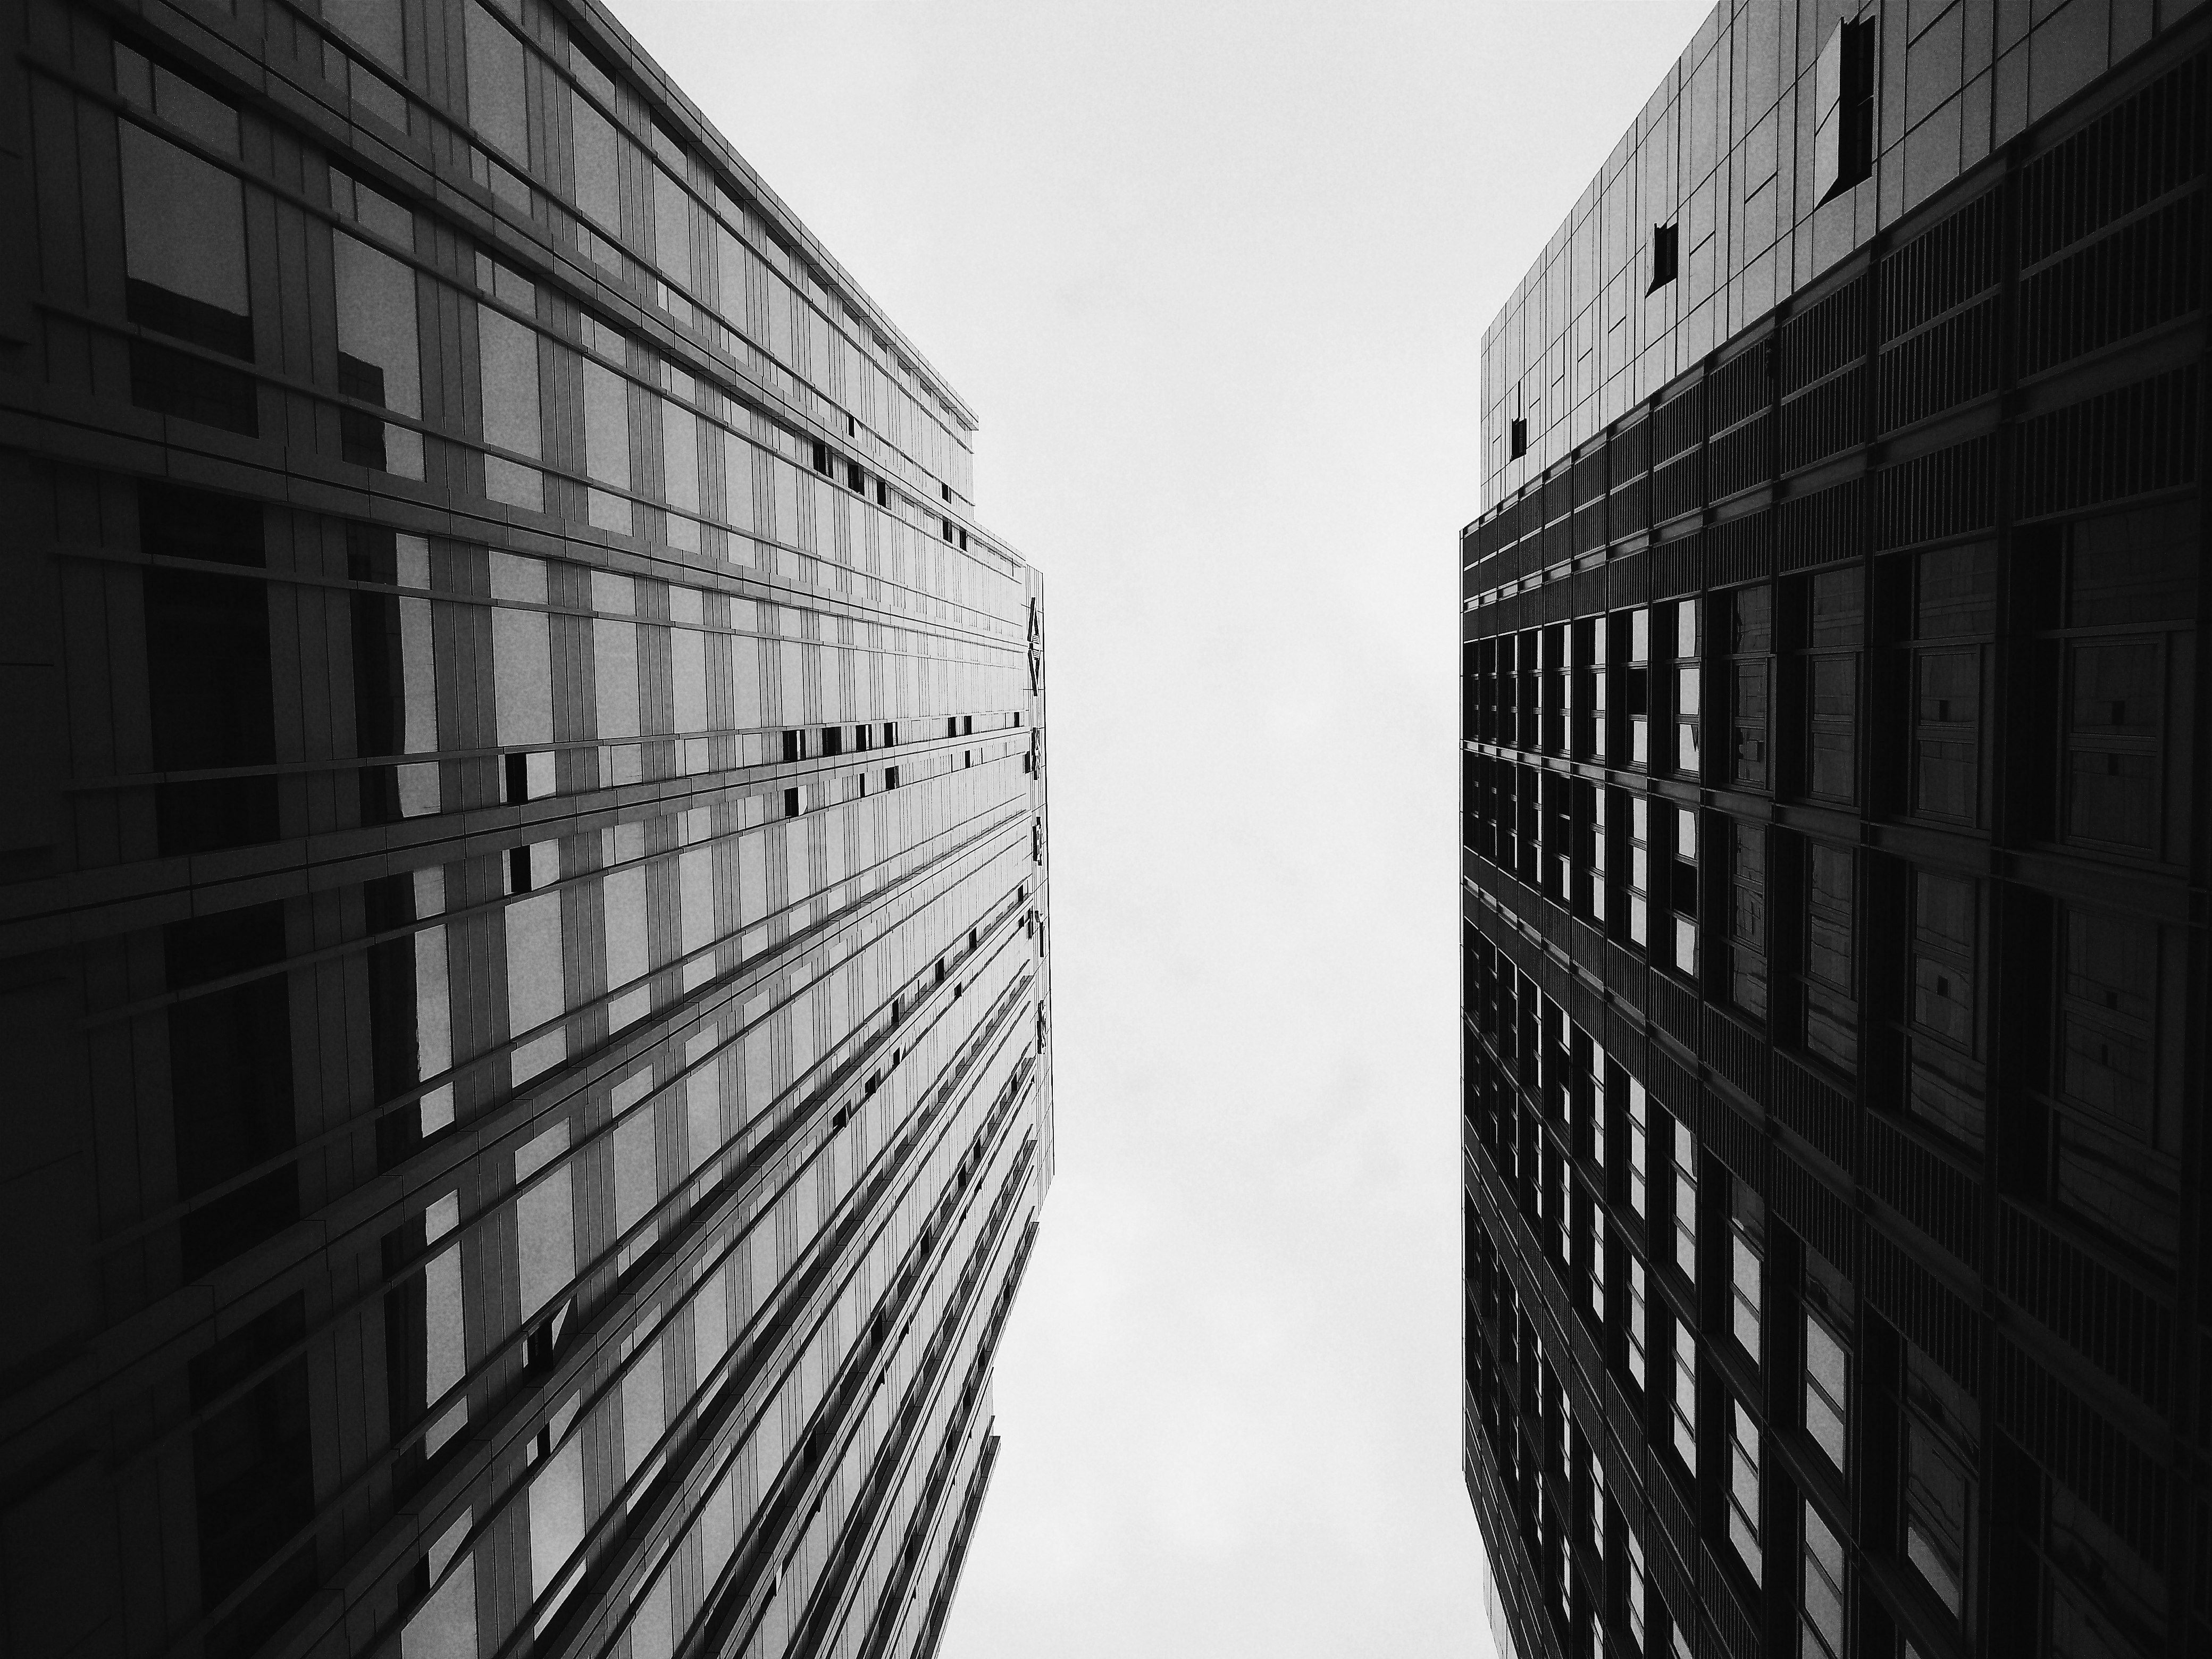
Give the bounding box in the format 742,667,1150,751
783,786,805,818
810,440,830,475
875,480,889,507
941,517,954,543
846,460,864,492
820,725,843,757
1815,16,1877,201
1649,222,1680,291
1510,416,1529,459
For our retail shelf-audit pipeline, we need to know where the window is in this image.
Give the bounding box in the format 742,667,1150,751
1906,869,1984,1150
1627,1077,1649,1218
479,288,543,508
1727,821,1768,1021
2050,906,2180,1263
1804,1312,1847,1471
1803,842,1857,1072
1671,1116,1697,1283
1803,571,1861,803
1671,806,1699,979
1622,607,1652,766
1626,794,1652,948
140,485,279,854
423,1193,468,1452
464,1,527,161
1730,1188,1763,1363
1728,1400,1763,1581
1909,544,1995,823
1801,1501,1847,1659
1583,783,1611,926
1626,1256,1649,1390
2041,506,2195,858
1587,1038,1608,1174
1578,614,1609,759
1902,1346,1976,1624
115,46,249,350
1813,15,1877,202
583,357,632,534
1670,1322,1697,1473
1626,1529,1649,1653
1727,585,1771,787
515,1123,574,1325
1589,1198,1606,1322
1649,222,1680,291
334,232,424,476
569,79,621,230
115,54,257,432
1672,599,1701,776
1510,416,1529,459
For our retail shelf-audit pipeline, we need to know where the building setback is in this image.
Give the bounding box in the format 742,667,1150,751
0,3,1053,1659
1460,2,2203,1657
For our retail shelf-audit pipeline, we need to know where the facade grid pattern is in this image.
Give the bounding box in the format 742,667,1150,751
0,4,1052,1659
1460,4,2209,1658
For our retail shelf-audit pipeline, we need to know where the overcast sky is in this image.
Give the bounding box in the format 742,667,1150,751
615,3,1712,1652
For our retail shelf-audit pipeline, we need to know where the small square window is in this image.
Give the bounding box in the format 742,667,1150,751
1649,222,1680,291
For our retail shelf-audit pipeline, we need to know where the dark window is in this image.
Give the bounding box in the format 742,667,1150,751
128,279,253,361
1908,543,1994,823
165,904,297,1277
1814,17,1878,202
1510,416,1529,459
2049,907,2178,1262
130,338,259,434
1803,842,1857,1073
190,1294,316,1659
1803,570,1861,804
782,728,803,764
1901,1345,1976,1626
876,480,889,507
1727,585,1771,788
141,486,278,854
1906,870,1983,1150
821,725,844,757
2020,504,2194,858
1649,222,1680,291
1728,821,1767,1022
783,786,803,818
362,876,423,1169
846,460,864,491
811,440,831,475
337,351,389,467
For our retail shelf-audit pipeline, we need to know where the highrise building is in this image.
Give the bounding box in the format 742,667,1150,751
0,3,1052,1659
1459,3,2202,1657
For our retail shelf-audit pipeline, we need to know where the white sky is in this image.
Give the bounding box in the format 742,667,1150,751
615,4,1714,1652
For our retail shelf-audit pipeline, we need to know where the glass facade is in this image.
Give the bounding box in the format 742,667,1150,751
0,5,1051,1659
1460,3,2207,1658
